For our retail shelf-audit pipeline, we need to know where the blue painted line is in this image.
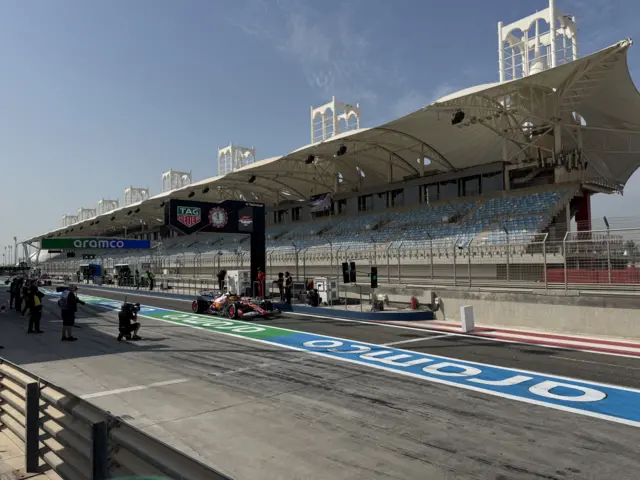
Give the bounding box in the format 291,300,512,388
49,289,640,428
270,332,640,424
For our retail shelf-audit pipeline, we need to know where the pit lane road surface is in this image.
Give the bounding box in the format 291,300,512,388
53,290,640,427
4,286,639,480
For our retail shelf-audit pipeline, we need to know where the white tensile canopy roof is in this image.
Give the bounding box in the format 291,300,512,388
29,40,640,242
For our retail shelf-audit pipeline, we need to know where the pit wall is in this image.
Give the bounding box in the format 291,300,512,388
377,285,640,340
56,278,640,339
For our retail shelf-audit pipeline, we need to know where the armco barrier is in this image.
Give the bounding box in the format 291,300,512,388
0,358,232,480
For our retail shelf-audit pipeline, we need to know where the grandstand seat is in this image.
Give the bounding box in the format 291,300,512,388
40,188,572,275
485,215,546,244
471,190,564,220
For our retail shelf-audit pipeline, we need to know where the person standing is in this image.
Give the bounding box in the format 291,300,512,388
58,284,85,342
26,285,44,334
276,272,284,302
21,280,32,316
135,269,141,290
8,278,18,309
257,268,266,298
284,271,293,304
216,269,227,291
146,269,155,291
14,278,24,313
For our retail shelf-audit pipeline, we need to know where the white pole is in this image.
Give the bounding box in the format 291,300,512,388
549,0,557,68
498,21,505,82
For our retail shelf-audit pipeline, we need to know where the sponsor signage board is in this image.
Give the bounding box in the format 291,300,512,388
41,238,150,250
164,199,266,288
164,199,263,236
46,289,640,429
237,206,254,233
176,206,201,227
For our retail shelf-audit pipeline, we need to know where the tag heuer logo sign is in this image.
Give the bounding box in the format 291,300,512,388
177,206,201,227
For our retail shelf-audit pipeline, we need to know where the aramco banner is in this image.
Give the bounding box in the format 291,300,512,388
41,238,150,250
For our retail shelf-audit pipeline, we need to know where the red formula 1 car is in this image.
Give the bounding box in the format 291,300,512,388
191,291,280,319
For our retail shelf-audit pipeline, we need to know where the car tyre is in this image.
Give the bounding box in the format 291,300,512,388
192,300,206,314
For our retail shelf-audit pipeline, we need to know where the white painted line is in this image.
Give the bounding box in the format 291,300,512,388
79,293,640,395
81,378,190,399
407,325,640,354
101,314,640,429
556,356,640,371
82,287,640,361
285,311,640,361
48,294,640,426
382,334,452,346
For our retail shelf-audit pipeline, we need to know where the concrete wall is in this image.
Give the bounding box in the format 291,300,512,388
308,282,640,339
381,285,640,340
268,279,640,340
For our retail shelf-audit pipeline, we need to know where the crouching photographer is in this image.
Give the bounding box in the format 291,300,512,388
117,301,142,341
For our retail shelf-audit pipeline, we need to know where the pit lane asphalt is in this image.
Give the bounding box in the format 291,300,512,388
3,286,640,480
82,286,640,389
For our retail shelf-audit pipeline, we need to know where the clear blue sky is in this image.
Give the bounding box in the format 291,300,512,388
1,0,639,261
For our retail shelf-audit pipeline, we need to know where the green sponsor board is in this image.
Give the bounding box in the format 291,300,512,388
41,238,150,250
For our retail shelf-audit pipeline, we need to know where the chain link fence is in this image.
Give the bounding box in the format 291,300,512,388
39,227,640,293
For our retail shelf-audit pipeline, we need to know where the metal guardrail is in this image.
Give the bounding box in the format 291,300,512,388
0,358,232,480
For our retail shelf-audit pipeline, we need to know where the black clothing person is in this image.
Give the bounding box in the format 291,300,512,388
284,272,293,304
26,285,44,334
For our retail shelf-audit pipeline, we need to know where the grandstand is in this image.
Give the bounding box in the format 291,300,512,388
21,1,640,291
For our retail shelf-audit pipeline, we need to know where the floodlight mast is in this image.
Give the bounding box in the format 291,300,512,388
498,0,578,83
218,144,256,177
124,187,149,206
310,96,361,144
162,170,192,192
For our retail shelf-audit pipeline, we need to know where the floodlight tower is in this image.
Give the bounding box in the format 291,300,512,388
311,96,360,144
218,144,256,176
498,0,578,82
124,187,149,206
97,199,120,215
62,215,78,227
162,170,192,192
77,208,96,222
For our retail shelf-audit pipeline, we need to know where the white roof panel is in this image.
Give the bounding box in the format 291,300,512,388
28,40,640,242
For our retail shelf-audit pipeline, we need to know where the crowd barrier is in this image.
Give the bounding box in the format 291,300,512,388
0,358,231,480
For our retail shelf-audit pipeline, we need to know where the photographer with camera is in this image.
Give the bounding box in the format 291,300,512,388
117,301,142,341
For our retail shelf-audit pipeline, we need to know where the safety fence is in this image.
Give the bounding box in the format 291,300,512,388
38,227,640,293
0,358,231,480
